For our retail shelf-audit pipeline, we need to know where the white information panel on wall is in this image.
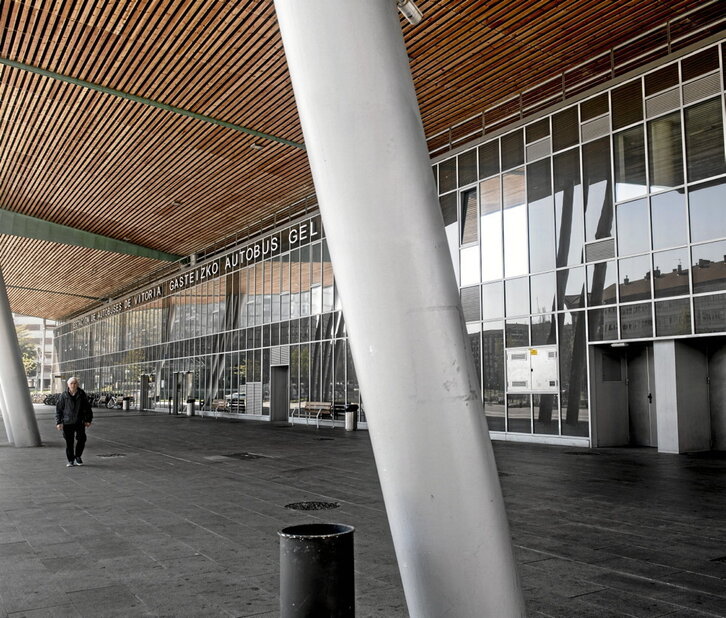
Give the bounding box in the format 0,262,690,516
530,346,558,392
506,346,558,393
506,350,531,392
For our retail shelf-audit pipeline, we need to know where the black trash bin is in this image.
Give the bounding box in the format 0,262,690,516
279,523,355,617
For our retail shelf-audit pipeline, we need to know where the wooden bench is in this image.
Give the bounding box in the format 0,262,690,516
212,399,228,412
291,401,335,428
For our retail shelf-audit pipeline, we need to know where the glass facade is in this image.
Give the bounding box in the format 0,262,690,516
436,41,726,441
55,41,725,444
55,215,362,420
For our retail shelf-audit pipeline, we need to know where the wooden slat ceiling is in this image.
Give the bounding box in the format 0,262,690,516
0,0,720,321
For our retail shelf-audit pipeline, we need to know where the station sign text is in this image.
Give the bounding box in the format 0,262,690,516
71,217,321,328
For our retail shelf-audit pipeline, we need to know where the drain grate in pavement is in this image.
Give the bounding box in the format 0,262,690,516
97,453,126,458
315,437,334,441
285,501,340,511
226,452,266,460
711,556,726,562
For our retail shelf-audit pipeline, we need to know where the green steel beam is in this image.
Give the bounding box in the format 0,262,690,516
0,208,183,262
0,56,306,151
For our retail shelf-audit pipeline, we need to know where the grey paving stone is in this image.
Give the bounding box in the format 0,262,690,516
0,579,69,615
521,564,608,599
514,545,558,565
655,588,726,615
661,570,726,598
132,589,237,617
599,544,726,579
524,589,624,617
524,556,614,584
7,604,81,617
0,541,34,558
595,555,684,580
66,584,148,615
575,586,687,617
45,564,119,593
658,609,725,618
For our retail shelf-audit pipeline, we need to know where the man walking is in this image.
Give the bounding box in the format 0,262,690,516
55,377,93,467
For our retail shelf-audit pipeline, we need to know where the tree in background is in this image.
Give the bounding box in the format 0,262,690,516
15,325,38,379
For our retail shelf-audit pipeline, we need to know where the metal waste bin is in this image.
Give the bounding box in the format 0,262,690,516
279,523,355,617
122,397,130,411
186,398,195,417
334,404,359,432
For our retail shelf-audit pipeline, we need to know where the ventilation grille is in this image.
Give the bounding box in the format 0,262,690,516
270,345,290,366
585,238,615,262
511,353,528,360
645,87,680,118
548,351,557,359
526,137,551,162
581,115,610,142
683,72,721,105
511,380,529,387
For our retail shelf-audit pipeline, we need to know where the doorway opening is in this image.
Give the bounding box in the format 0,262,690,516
270,365,290,423
591,343,656,447
170,371,193,414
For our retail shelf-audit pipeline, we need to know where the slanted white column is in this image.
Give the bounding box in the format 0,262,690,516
0,384,15,444
273,2,525,616
0,268,42,447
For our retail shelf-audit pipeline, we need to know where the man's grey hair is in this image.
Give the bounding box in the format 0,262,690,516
67,377,79,386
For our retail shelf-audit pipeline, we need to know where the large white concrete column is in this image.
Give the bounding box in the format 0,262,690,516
0,268,42,447
0,384,15,444
273,2,524,616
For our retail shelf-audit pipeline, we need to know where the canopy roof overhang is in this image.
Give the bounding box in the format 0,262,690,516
0,0,722,321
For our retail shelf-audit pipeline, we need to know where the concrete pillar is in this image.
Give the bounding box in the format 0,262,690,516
0,384,15,444
654,340,710,453
273,2,525,616
0,268,42,447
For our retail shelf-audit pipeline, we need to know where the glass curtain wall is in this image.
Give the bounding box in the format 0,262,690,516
55,215,361,420
436,41,726,440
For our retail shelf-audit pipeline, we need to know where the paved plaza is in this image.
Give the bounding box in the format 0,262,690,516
0,405,724,616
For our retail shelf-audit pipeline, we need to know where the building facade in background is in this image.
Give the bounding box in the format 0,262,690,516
12,314,56,391
54,36,726,451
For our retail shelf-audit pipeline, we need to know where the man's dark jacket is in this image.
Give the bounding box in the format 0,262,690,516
55,388,93,426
